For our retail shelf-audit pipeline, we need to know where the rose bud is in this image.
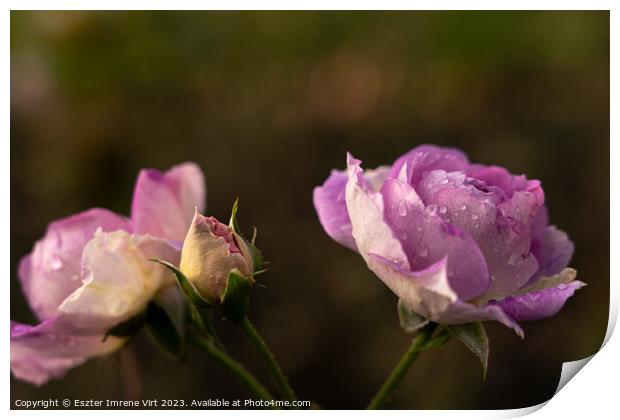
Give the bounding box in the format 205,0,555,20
180,210,254,304
314,145,584,338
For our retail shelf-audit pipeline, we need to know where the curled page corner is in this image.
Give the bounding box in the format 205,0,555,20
554,355,595,395
550,296,617,397
505,353,601,417
505,287,618,418
549,278,620,396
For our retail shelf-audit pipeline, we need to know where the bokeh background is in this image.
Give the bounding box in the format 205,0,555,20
11,11,609,409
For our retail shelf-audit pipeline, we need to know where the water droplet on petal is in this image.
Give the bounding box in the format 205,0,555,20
508,252,523,265
439,205,447,214
439,178,449,185
397,200,408,217
427,204,437,214
459,204,467,211
471,214,479,220
418,245,429,258
49,255,63,271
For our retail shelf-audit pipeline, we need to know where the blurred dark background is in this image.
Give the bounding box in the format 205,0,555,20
11,11,609,409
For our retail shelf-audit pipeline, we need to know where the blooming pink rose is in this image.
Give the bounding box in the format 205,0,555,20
314,145,584,337
11,163,205,385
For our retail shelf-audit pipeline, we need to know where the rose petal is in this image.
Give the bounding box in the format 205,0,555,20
417,170,539,301
57,230,180,334
416,169,506,206
367,254,523,337
381,176,489,300
131,162,206,241
498,189,544,227
530,225,575,282
19,208,131,320
10,319,123,386
530,205,549,244
389,144,470,187
345,154,409,268
515,268,578,295
465,164,531,198
494,279,585,321
313,170,356,250
314,165,391,251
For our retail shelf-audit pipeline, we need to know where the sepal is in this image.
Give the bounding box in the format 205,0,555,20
150,259,211,333
397,299,429,334
228,199,263,272
220,269,252,323
447,322,489,380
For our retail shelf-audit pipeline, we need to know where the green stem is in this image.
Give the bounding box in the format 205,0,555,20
240,317,298,404
367,323,437,410
190,334,276,405
205,310,226,351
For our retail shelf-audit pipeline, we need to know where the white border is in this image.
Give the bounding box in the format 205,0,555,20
3,3,616,419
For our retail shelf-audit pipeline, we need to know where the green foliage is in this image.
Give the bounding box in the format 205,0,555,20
104,311,146,341
447,322,489,380
420,328,451,351
247,242,264,273
150,259,211,307
229,197,241,234
146,302,185,360
228,198,264,272
103,284,187,359
220,269,252,324
150,259,212,334
153,286,186,340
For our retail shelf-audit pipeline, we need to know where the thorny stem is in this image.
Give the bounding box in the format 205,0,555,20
190,334,276,406
240,317,298,405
